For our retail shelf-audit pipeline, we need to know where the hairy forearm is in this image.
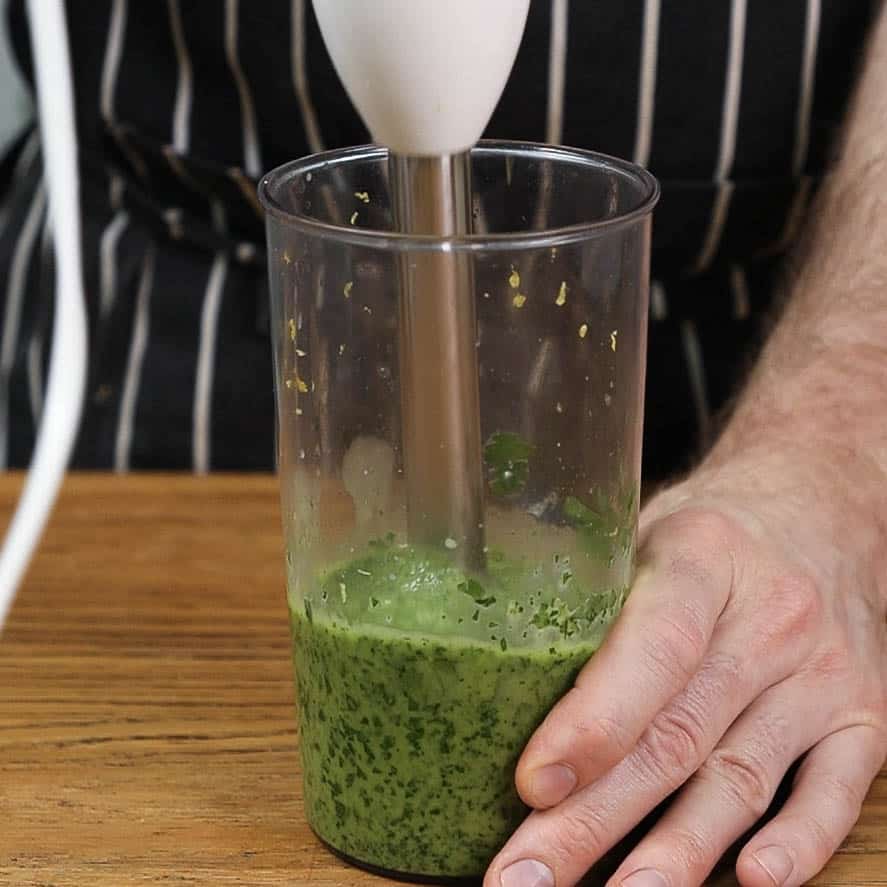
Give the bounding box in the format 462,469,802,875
685,5,887,595
709,4,887,487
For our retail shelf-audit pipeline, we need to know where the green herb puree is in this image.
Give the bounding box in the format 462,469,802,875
290,540,626,878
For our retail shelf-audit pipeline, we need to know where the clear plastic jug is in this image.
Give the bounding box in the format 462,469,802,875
259,142,658,881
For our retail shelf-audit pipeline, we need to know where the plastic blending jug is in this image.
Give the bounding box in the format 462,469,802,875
259,142,659,880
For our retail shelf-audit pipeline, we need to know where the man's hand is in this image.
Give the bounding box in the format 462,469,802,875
483,447,887,887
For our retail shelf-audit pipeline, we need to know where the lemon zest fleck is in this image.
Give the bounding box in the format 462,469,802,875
354,191,370,203
512,293,527,309
508,268,521,289
556,281,567,307
610,330,618,352
579,323,589,339
343,281,353,299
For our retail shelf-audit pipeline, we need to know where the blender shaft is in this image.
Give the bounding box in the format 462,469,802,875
389,153,486,570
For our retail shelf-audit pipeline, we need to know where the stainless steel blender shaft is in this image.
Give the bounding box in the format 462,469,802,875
389,153,486,570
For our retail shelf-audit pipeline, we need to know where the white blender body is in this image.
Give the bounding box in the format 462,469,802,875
313,0,531,156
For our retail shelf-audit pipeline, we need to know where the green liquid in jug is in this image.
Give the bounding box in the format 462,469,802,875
290,536,627,878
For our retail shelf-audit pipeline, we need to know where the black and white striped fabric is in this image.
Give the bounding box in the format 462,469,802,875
0,0,877,481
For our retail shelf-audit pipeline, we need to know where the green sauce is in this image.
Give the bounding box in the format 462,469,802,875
290,539,626,878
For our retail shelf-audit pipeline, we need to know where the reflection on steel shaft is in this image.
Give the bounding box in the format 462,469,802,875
389,152,486,571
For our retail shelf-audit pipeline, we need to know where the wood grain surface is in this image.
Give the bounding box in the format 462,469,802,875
0,474,884,886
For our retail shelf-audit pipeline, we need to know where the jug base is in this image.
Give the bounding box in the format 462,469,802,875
318,834,483,885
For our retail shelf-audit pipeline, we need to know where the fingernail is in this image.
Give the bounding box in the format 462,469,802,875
500,859,555,887
752,845,793,885
620,869,669,887
529,763,577,807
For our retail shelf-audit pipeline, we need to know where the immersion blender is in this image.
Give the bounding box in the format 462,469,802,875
312,0,531,569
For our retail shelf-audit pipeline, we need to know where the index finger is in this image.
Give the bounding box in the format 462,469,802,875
515,510,734,809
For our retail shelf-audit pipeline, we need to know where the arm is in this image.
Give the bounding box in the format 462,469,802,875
484,8,887,887
705,0,887,571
